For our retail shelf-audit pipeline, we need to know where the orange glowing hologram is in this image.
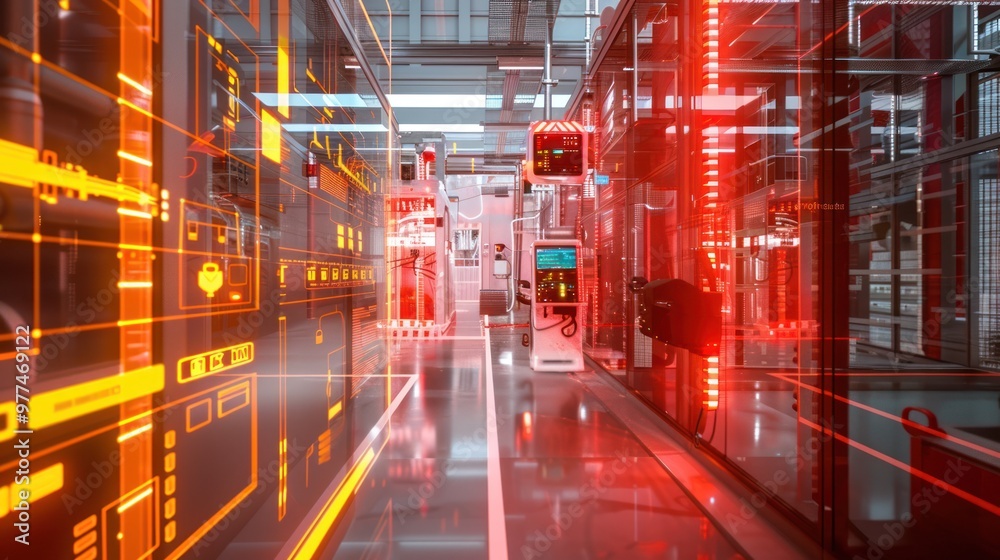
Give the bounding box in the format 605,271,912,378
0,0,497,555
177,343,254,383
197,262,224,297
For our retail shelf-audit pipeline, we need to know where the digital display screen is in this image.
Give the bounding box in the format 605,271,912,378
532,132,584,177
536,247,577,270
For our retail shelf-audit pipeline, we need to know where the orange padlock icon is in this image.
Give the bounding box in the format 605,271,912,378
198,262,224,298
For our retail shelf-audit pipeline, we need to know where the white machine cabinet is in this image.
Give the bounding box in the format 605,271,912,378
528,240,585,372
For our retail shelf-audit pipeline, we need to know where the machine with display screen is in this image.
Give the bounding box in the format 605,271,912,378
528,241,585,371
526,121,589,184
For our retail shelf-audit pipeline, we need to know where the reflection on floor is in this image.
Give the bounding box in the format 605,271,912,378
317,303,807,560
208,302,835,558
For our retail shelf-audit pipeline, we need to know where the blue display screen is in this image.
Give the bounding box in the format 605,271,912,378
536,247,577,270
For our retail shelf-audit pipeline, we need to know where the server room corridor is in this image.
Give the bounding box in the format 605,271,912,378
5,0,1000,559
211,302,814,559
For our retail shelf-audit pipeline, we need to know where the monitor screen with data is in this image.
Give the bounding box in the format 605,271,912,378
536,247,577,270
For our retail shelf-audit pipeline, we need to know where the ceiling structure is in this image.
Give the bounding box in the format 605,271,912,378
358,0,618,165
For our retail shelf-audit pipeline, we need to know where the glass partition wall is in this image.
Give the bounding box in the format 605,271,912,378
570,1,1000,557
0,1,395,557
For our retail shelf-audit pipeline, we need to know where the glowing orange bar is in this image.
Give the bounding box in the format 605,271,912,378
118,97,155,119
73,515,97,538
278,0,290,117
117,318,154,327
327,400,343,421
289,447,376,559
0,463,64,518
117,72,152,96
117,150,153,167
117,487,153,514
263,110,282,163
117,281,153,289
0,366,164,439
703,355,720,410
117,423,153,443
359,0,389,67
0,138,150,204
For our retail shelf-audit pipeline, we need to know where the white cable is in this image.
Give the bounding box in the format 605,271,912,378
458,183,484,220
507,213,541,312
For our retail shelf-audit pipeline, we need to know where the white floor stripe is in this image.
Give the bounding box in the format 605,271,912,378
389,336,486,342
429,335,487,341
483,318,509,559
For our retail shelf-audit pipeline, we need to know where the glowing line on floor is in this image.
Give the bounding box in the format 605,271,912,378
770,372,1000,463
483,316,509,559
414,335,485,341
278,372,418,559
288,446,377,560
799,416,1000,518
776,371,1000,377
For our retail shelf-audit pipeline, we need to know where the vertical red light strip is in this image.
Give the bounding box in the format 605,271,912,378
117,0,157,555
701,0,721,411
701,0,720,275
704,356,720,410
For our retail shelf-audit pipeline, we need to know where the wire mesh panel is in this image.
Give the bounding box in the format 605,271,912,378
479,289,509,316
978,166,1000,368
980,73,1000,138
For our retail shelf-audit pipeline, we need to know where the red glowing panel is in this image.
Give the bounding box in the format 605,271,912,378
532,133,583,175
527,121,588,184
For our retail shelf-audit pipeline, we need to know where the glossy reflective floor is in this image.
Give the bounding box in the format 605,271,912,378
206,302,824,559
309,303,761,560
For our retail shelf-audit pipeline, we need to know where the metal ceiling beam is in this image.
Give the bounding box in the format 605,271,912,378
459,0,471,43
409,0,420,44
383,44,587,66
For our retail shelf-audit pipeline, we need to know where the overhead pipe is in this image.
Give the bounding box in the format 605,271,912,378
584,0,605,70
543,19,556,120
588,24,607,73
0,0,42,149
0,0,43,237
